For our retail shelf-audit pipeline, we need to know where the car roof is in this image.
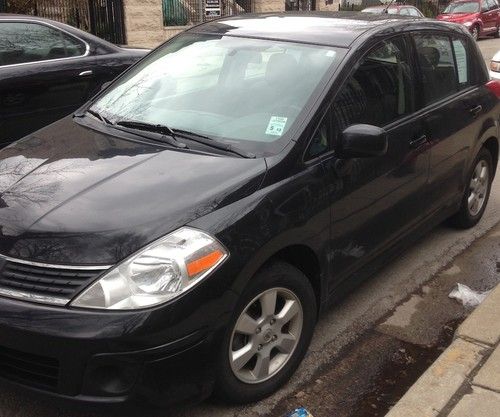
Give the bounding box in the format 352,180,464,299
0,13,80,28
363,4,406,8
189,12,449,48
0,13,119,50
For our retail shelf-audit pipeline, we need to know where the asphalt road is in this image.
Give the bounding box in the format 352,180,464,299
0,38,499,417
478,37,500,62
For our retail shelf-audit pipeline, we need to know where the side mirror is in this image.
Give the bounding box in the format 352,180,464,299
340,124,388,158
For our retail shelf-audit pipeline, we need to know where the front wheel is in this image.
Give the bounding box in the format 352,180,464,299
214,261,317,404
494,25,500,38
449,148,493,229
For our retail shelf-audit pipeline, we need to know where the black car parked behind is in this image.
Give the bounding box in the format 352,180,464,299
0,12,498,408
0,14,148,145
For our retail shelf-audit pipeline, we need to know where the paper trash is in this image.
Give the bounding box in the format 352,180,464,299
449,283,490,307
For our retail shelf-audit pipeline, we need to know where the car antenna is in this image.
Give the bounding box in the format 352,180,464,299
382,0,396,13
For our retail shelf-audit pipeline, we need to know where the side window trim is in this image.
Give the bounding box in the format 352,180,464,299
0,19,90,69
303,106,335,164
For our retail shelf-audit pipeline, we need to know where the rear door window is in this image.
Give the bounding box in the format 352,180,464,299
0,21,86,66
414,34,458,105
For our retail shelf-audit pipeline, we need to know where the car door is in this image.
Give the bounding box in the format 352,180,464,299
306,36,431,289
90,51,140,98
413,33,485,213
0,20,98,146
485,0,500,32
480,0,494,32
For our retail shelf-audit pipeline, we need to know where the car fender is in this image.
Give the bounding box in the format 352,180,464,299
466,117,499,183
188,189,329,310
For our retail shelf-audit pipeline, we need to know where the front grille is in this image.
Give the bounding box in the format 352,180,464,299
0,345,59,391
0,258,109,305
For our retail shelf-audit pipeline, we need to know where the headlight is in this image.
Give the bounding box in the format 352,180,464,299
463,21,473,27
71,227,228,310
491,61,500,73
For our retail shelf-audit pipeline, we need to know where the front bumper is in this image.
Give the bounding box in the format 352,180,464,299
490,70,500,80
0,288,236,406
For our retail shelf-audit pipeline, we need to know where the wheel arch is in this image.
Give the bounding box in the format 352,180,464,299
483,136,499,178
266,245,323,314
230,241,327,317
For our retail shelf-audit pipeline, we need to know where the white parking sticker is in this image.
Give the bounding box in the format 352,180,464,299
265,116,288,136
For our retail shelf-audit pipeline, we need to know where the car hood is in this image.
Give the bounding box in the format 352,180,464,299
0,118,267,265
437,12,478,21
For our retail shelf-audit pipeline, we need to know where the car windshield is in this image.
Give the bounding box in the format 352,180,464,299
444,2,480,13
90,34,344,155
362,7,398,14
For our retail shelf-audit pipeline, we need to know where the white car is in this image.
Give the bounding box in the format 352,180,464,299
490,50,500,80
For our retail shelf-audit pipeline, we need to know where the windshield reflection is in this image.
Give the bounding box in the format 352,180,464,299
92,34,341,155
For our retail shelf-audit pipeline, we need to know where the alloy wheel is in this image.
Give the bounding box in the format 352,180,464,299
468,160,489,216
229,287,303,384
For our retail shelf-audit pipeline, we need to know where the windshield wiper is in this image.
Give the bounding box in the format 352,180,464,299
173,129,256,159
87,109,112,125
74,108,112,125
114,120,187,149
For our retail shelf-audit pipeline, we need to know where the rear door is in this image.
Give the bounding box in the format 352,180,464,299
481,0,495,32
485,0,500,33
412,32,486,213
307,35,431,288
0,20,97,145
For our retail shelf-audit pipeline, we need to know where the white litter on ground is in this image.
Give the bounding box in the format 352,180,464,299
448,283,491,307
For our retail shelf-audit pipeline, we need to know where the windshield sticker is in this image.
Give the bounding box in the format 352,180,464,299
265,116,288,136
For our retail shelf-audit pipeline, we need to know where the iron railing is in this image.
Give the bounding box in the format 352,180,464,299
163,0,252,27
0,0,126,44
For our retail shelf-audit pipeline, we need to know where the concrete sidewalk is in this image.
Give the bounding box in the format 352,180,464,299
386,282,500,417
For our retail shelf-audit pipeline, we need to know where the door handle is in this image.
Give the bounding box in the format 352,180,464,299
409,135,428,149
79,70,93,77
469,105,483,118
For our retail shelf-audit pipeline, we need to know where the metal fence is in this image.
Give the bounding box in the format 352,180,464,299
285,0,316,11
163,0,252,26
0,0,126,44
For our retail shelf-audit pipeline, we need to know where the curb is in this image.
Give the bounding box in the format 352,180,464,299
385,282,500,417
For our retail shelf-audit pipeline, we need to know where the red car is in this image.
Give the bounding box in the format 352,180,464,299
362,4,424,17
437,0,500,40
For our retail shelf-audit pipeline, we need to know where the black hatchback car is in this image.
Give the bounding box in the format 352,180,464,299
0,14,148,146
0,12,498,408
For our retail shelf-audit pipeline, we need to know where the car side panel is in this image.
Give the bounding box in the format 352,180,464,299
0,56,98,145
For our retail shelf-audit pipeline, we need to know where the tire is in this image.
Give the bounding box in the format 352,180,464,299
471,25,480,41
214,261,317,404
495,25,500,38
449,147,493,229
